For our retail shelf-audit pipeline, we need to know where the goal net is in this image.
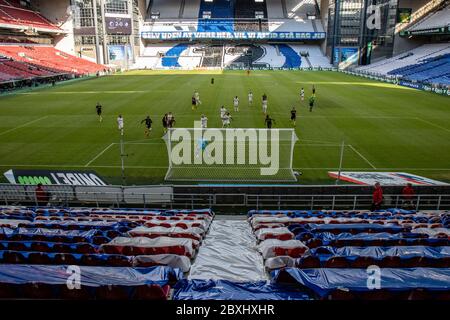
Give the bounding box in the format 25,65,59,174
163,127,299,182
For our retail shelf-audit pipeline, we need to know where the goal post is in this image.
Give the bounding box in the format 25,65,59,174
163,127,299,182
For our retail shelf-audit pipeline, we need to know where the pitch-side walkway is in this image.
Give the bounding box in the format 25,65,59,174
189,216,268,281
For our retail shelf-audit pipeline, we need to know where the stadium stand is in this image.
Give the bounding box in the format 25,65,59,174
0,45,106,76
0,1,61,32
0,207,214,299
136,43,330,69
151,0,182,19
197,0,234,32
355,43,450,78
0,205,449,300
406,4,450,33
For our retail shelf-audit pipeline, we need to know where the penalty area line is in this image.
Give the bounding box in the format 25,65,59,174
84,143,114,167
348,145,377,169
0,116,48,137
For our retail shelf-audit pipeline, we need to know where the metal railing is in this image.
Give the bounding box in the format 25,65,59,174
1,185,449,211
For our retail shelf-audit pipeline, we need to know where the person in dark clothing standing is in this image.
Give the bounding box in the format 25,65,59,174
290,107,297,126
265,114,275,129
141,115,153,137
162,113,168,133
96,102,102,122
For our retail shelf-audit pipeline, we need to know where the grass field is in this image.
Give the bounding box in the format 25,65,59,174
0,69,449,185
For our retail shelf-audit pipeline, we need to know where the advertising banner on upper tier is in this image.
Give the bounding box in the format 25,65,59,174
141,31,326,40
328,171,448,186
4,169,109,186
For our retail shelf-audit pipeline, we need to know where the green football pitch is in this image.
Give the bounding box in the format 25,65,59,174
0,69,449,185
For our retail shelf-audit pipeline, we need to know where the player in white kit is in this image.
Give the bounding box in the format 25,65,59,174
194,90,201,105
200,114,208,129
222,112,232,128
300,88,305,101
117,115,124,136
262,93,268,115
233,96,239,112
248,91,253,106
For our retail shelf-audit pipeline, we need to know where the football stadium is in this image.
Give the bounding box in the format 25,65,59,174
0,0,449,307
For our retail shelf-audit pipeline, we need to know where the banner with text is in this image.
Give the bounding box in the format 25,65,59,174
4,169,109,186
328,171,448,186
141,31,326,40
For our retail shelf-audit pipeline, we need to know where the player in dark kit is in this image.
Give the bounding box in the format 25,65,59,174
290,107,297,126
309,95,315,112
96,102,102,122
191,95,197,111
141,115,153,137
211,78,214,84
162,113,168,133
265,115,275,129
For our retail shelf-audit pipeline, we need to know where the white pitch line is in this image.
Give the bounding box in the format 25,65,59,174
0,116,48,137
84,143,114,167
349,145,377,169
415,117,450,134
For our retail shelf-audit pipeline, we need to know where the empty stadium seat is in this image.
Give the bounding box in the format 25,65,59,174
59,285,92,300
28,252,52,264
296,256,321,268
133,284,170,300
22,283,54,299
96,285,130,300
0,283,19,299
324,257,350,268
53,253,78,265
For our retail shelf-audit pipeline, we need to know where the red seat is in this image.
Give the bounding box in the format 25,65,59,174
380,256,401,268
105,255,131,267
0,283,19,299
133,284,169,300
30,242,50,252
59,285,92,300
3,251,25,263
80,255,104,266
53,253,78,265
324,257,350,268
407,289,433,300
96,285,130,300
350,256,374,268
359,289,397,300
327,289,356,300
296,256,321,268
22,283,54,299
28,252,52,264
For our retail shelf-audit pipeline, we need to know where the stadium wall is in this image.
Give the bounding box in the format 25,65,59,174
31,0,75,56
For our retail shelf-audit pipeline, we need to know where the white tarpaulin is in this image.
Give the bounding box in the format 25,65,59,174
189,219,268,282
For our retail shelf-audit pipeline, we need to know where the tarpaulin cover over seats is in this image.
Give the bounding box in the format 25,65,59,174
133,254,191,273
129,226,204,241
257,239,308,259
254,227,294,241
0,227,98,239
272,268,450,298
101,236,197,256
0,264,183,286
306,223,407,233
188,220,267,281
309,246,450,261
173,279,311,300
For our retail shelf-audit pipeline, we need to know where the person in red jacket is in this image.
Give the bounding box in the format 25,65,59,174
402,183,415,209
371,182,383,211
35,183,49,207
